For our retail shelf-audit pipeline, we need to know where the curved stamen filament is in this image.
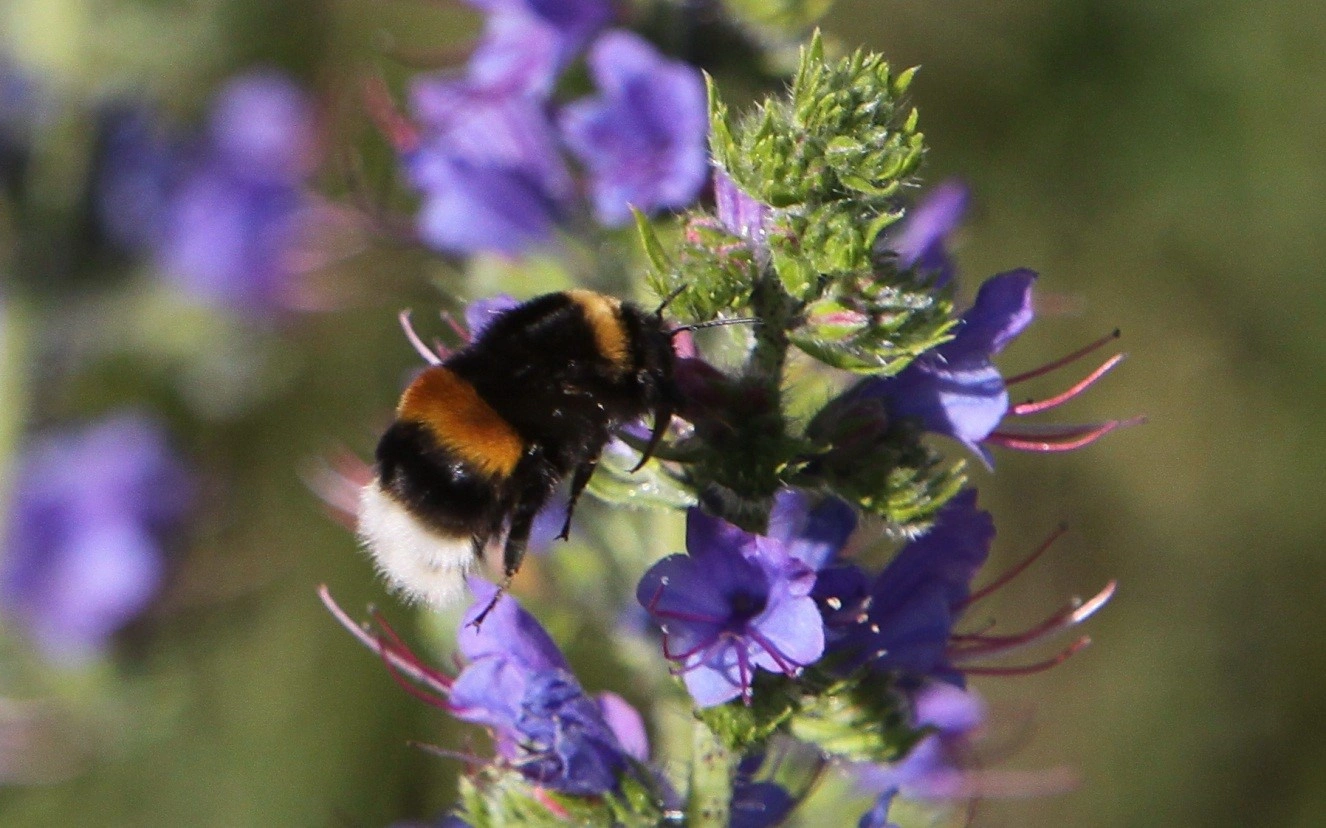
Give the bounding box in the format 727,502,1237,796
987,418,1143,452
399,310,444,365
1005,329,1120,386
319,586,453,696
961,637,1092,676
950,582,1115,661
1010,353,1125,416
964,524,1068,607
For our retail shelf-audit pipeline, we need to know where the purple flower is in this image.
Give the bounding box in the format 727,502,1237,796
636,499,830,707
730,779,797,828
157,72,316,313
0,413,191,663
448,579,639,795
765,488,857,571
856,682,986,827
816,490,993,682
714,171,772,251
560,31,708,226
847,269,1036,466
881,179,968,286
406,79,571,255
98,71,318,314
0,55,43,198
465,0,614,97
817,489,1115,684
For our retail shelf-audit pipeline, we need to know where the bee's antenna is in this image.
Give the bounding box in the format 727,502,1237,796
668,317,761,336
654,285,687,317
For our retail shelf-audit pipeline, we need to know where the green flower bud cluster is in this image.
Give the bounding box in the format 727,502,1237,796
631,33,967,532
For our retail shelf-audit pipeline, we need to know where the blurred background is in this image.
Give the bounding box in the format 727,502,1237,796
0,0,1321,825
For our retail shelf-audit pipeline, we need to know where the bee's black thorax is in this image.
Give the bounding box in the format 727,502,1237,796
444,292,674,478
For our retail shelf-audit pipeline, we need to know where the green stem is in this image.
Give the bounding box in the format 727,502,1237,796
688,717,738,827
745,273,794,382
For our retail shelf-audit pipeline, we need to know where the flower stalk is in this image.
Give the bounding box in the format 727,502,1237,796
689,716,739,827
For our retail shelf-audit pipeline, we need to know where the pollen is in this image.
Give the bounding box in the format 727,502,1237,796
566,290,629,373
397,367,525,478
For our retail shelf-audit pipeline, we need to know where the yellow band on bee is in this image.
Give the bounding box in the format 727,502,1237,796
566,290,629,373
397,367,524,478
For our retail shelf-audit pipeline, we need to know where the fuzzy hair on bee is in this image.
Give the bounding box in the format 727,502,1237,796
357,290,683,618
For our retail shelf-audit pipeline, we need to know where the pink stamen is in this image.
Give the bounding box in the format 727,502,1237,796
1005,329,1120,386
532,787,572,818
379,646,452,710
964,524,1069,607
318,586,453,696
950,582,1115,661
407,741,489,769
440,311,470,343
399,310,444,365
986,417,1143,452
961,637,1092,676
1010,353,1125,416
362,75,419,154
371,608,454,688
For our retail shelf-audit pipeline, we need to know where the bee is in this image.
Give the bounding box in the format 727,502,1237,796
358,289,690,622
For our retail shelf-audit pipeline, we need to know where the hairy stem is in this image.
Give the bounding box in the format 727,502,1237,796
688,717,738,827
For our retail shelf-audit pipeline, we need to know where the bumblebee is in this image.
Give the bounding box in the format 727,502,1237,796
358,290,681,614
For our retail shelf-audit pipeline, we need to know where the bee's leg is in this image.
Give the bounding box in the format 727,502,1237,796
467,482,545,630
558,457,598,541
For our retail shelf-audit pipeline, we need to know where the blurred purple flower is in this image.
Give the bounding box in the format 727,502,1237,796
0,413,191,663
450,579,639,794
730,778,797,828
465,0,614,96
560,30,708,226
855,682,986,827
881,179,968,286
636,498,830,707
98,71,319,314
95,103,175,251
406,79,571,255
846,269,1037,467
157,72,316,313
0,55,43,198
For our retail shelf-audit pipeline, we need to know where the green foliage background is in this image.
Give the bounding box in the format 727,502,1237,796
0,1,1322,825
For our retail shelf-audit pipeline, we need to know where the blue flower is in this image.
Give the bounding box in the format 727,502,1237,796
637,495,836,707
0,413,191,663
816,489,993,683
449,579,639,795
846,269,1037,466
560,31,708,226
